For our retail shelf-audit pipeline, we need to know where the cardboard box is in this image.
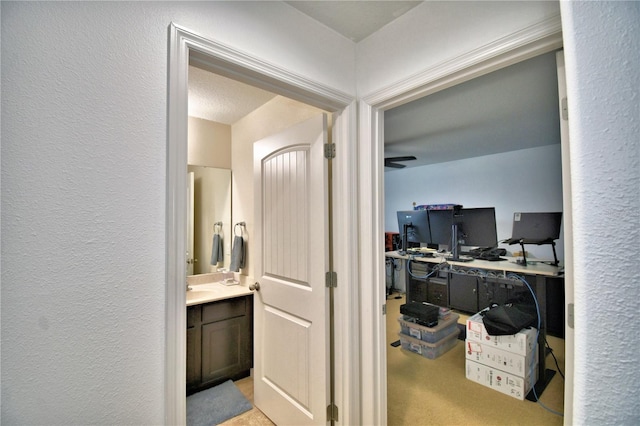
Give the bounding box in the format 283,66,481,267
465,359,537,400
466,311,537,355
465,339,538,377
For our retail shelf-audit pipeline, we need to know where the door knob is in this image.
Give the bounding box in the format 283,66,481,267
250,282,260,291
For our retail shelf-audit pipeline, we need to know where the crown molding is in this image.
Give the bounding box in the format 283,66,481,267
363,14,563,110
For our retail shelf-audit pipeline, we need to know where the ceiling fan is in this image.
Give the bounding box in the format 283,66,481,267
384,155,417,168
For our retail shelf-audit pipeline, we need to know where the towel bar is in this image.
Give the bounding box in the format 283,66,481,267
234,222,246,236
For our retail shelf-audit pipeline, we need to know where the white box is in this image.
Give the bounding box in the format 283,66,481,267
465,359,537,400
465,339,538,377
466,311,537,355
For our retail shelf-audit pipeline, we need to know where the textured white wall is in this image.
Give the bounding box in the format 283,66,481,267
560,2,640,424
0,2,353,424
3,1,639,424
188,117,232,169
384,145,564,260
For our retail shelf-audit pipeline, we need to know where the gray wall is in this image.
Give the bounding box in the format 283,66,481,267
385,144,564,260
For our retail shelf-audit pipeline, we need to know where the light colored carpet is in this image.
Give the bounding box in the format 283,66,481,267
387,293,565,425
223,292,565,425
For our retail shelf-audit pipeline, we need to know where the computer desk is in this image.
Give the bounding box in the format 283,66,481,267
386,250,564,400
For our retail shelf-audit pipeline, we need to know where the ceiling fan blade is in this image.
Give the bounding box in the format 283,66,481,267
384,155,416,168
384,161,406,168
385,156,416,162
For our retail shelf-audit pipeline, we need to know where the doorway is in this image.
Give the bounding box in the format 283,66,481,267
383,51,566,424
357,22,571,425
167,23,358,425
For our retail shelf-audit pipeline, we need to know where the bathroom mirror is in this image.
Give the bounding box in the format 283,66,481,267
187,165,232,275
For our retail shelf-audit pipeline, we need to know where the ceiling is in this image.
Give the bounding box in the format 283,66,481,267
188,1,560,170
284,1,423,42
188,66,277,125
384,51,561,169
188,1,422,124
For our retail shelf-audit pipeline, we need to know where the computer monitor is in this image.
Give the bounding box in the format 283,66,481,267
396,210,431,251
427,209,455,248
457,207,498,250
508,212,562,243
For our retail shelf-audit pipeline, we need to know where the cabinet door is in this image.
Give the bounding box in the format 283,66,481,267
186,306,201,392
186,326,200,389
406,262,429,303
449,274,479,313
408,277,428,303
201,317,250,385
545,276,565,337
427,277,448,307
477,280,511,311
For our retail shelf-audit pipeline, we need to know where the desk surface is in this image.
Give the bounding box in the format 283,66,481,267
385,250,563,277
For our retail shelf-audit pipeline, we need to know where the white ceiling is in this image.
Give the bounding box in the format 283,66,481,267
188,1,560,169
188,1,421,124
284,1,423,42
188,66,277,125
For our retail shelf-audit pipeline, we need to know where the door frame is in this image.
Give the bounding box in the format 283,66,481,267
166,23,358,425
357,15,570,425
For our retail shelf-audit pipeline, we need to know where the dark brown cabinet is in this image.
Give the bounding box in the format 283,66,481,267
400,256,565,338
406,261,449,307
449,273,513,313
187,295,253,395
427,277,448,306
448,274,479,312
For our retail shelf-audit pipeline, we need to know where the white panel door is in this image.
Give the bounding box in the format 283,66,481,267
253,114,329,425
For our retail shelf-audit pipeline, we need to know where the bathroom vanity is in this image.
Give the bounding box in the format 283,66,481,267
186,273,254,395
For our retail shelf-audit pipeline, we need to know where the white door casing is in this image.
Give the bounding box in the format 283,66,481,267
253,114,329,425
357,16,565,425
187,172,195,276
168,23,356,426
556,49,574,424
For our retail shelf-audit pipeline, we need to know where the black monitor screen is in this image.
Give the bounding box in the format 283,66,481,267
458,207,498,249
396,210,431,245
427,209,454,247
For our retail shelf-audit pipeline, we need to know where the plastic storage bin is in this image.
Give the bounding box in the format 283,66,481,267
399,328,460,359
398,313,459,343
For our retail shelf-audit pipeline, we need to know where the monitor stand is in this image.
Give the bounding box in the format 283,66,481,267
449,223,474,262
514,239,559,267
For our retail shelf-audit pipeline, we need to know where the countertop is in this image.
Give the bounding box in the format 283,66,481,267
385,250,564,277
186,272,254,306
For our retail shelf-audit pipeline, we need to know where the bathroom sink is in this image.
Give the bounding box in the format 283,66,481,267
185,272,251,306
188,283,225,292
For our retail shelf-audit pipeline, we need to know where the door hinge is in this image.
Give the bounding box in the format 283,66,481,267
324,143,336,159
561,97,569,121
325,271,337,288
567,303,574,329
382,304,387,315
327,403,339,422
